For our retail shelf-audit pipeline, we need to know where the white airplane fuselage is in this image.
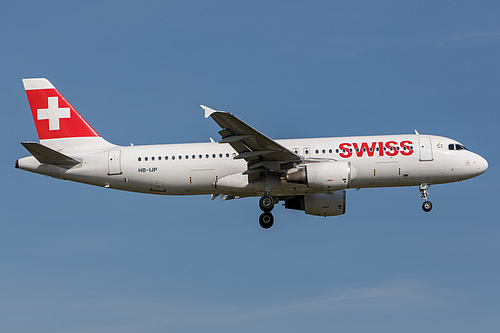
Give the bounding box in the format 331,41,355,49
17,134,487,196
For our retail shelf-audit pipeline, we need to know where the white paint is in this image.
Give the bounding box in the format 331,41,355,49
22,78,55,90
37,97,70,131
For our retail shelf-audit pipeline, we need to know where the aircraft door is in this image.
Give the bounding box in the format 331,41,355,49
418,137,433,161
108,150,122,175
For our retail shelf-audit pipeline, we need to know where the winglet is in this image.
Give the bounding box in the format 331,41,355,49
201,105,219,118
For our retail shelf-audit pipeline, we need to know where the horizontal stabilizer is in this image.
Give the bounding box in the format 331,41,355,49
21,142,80,165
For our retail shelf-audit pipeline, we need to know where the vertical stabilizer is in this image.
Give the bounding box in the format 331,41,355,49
22,78,114,151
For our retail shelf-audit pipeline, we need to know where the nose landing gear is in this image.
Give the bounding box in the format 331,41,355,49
419,183,432,212
259,193,275,228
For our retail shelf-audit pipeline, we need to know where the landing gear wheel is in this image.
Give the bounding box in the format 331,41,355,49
259,194,274,212
259,212,274,229
422,201,433,212
419,184,433,212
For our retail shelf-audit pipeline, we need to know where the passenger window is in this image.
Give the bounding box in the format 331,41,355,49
315,150,319,154
179,156,182,160
206,154,209,159
172,156,175,160
138,157,141,161
322,149,325,154
145,157,148,161
152,156,155,161
336,149,339,153
212,154,216,158
226,153,229,157
199,154,202,159
165,156,168,160
185,155,189,159
192,155,195,159
219,153,223,158
329,149,332,153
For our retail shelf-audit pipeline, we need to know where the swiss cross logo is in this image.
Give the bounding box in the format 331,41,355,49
25,85,100,140
37,96,71,131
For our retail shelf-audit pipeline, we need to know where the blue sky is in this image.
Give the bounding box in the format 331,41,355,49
2,1,499,332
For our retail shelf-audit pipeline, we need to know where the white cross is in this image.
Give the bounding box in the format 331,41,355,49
37,96,71,131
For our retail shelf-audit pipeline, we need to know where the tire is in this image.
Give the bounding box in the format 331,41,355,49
259,212,274,229
422,201,433,212
259,195,274,212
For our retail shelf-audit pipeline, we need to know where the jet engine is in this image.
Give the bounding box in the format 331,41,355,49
286,161,356,191
285,192,346,216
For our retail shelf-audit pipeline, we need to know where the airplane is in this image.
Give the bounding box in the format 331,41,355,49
16,78,488,229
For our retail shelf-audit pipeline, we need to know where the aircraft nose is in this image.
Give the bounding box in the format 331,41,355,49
469,154,488,177
475,155,488,175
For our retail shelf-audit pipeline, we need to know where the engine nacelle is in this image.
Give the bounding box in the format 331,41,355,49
285,192,346,216
286,161,356,191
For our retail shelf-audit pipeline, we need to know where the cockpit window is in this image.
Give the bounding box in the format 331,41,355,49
449,144,468,151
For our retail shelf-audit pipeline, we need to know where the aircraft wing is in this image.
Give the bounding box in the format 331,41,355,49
202,105,302,178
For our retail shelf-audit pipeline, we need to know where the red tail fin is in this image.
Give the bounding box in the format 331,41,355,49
23,78,100,140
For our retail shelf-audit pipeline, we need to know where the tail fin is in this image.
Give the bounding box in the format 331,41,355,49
22,78,114,151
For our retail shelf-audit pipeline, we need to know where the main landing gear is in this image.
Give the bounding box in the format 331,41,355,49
419,183,433,212
259,193,275,229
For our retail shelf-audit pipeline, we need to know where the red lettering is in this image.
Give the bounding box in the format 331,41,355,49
353,142,377,157
339,143,352,158
400,140,414,156
352,143,362,157
364,142,377,157
378,142,384,156
385,141,398,156
339,140,413,158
